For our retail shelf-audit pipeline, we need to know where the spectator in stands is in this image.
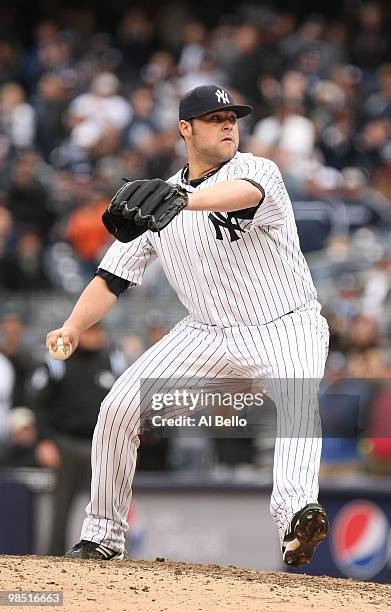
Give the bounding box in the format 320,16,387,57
47,169,77,228
5,151,54,238
116,7,157,83
250,99,315,177
178,22,207,76
0,230,52,291
344,341,391,476
280,14,325,70
144,314,166,349
144,128,182,179
341,166,391,232
0,407,39,468
141,50,178,129
122,86,157,152
320,368,367,476
67,72,132,145
0,39,23,85
310,79,346,134
22,21,59,91
327,273,363,342
361,255,391,319
349,2,388,78
363,385,391,476
33,72,71,161
320,309,389,475
0,314,29,406
354,116,390,173
178,52,224,95
346,315,380,355
0,207,13,277
93,156,131,196
291,165,348,253
66,177,111,278
227,23,283,106
0,82,35,150
318,106,357,169
120,333,145,364
365,63,391,120
27,322,126,555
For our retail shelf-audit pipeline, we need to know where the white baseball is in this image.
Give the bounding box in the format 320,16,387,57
48,337,73,361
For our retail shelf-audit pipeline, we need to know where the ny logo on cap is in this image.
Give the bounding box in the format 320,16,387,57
215,89,230,104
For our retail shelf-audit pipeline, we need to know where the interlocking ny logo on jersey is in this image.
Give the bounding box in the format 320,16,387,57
208,212,246,242
215,89,230,104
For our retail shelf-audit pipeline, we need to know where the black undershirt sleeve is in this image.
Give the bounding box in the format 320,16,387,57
95,268,131,297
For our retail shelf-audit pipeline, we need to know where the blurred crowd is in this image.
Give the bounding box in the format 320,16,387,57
0,1,391,489
0,3,390,288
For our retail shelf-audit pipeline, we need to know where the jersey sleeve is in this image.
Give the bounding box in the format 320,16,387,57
235,156,289,229
98,233,157,285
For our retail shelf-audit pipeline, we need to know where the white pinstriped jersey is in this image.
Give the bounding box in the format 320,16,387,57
99,152,317,327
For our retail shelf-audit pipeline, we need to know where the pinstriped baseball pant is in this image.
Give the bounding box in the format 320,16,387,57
81,300,329,551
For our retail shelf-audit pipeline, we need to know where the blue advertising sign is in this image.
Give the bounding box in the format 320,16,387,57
289,495,391,582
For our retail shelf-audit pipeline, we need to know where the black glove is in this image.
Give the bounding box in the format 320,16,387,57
102,178,189,243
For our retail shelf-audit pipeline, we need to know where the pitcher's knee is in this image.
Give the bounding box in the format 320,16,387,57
98,395,140,440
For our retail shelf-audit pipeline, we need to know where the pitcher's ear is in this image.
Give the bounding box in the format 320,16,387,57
179,119,193,139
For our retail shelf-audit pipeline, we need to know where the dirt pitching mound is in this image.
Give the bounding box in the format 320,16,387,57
1,556,390,611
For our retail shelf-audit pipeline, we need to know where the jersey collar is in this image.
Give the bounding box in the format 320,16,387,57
181,158,232,187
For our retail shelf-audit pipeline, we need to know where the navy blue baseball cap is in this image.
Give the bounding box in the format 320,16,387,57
179,84,253,121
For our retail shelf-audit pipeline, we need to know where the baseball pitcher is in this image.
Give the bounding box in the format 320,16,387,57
46,84,330,567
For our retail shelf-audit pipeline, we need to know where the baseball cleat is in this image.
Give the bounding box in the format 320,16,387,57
282,503,329,568
65,540,127,560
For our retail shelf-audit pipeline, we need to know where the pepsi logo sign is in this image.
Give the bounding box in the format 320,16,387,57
331,500,390,579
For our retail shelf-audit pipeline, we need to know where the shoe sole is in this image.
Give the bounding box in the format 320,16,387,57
79,550,127,560
283,507,329,568
65,549,127,560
